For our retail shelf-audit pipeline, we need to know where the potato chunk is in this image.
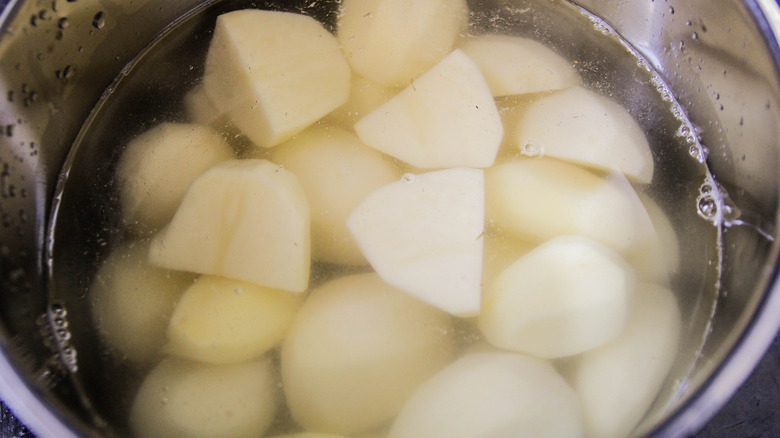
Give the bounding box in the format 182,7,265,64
355,49,503,169
337,0,468,87
325,75,401,130
479,235,636,358
149,159,310,293
165,275,301,364
514,86,654,183
460,34,581,97
270,125,400,265
89,241,194,364
348,168,484,316
129,357,277,438
387,352,583,438
281,273,454,435
116,123,234,234
204,10,350,148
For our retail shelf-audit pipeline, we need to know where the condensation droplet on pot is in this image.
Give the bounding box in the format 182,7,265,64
58,17,69,29
30,15,38,27
692,32,699,41
402,173,416,183
92,11,105,29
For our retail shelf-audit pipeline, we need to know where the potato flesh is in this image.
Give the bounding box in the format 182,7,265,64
129,357,278,438
204,9,350,148
387,352,584,438
149,159,310,293
281,273,455,435
324,75,401,130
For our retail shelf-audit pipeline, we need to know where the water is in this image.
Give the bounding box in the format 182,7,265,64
46,0,723,435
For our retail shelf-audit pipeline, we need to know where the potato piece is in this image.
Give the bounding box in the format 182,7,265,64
348,168,484,316
203,10,350,148
387,352,583,438
623,193,681,284
165,275,301,364
325,75,401,130
89,241,194,364
282,273,455,435
337,0,468,87
149,159,310,293
479,235,636,358
183,84,224,127
569,283,681,438
270,125,400,265
485,158,655,253
129,357,277,438
514,86,654,183
116,123,235,234
460,34,581,97
354,49,503,169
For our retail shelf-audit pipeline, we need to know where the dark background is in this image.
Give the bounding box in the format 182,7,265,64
0,0,778,437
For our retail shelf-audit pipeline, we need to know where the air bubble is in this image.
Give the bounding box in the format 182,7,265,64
401,173,416,183
699,183,713,195
520,141,544,157
697,195,718,220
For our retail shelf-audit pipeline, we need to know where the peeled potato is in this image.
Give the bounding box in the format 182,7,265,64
203,9,350,148
460,34,581,97
165,275,301,364
348,168,484,316
514,86,654,183
89,241,194,364
183,84,225,127
115,122,234,234
354,49,503,169
129,357,277,438
149,159,310,293
337,0,468,87
623,193,681,284
270,124,400,265
387,352,583,438
325,75,401,130
569,283,681,438
281,273,455,435
479,235,636,358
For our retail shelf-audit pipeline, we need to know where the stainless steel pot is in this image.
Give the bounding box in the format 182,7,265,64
0,0,778,436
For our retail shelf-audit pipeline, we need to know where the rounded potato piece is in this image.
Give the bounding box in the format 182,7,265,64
165,275,301,364
281,273,455,435
570,283,681,438
387,352,583,438
479,235,636,358
115,122,234,234
623,193,681,284
89,240,194,364
337,0,468,87
270,124,400,265
129,357,277,438
324,75,401,130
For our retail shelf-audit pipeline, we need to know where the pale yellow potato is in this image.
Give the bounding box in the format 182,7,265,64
569,283,681,438
337,0,468,87
623,193,681,284
149,159,310,293
165,275,301,364
129,357,277,438
479,235,636,358
116,122,235,234
514,86,654,183
355,49,503,169
387,352,583,438
460,34,581,97
281,273,455,435
270,124,400,265
203,9,350,148
348,168,484,316
89,240,194,364
324,75,401,130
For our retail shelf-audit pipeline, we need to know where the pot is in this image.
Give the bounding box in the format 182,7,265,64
0,0,778,437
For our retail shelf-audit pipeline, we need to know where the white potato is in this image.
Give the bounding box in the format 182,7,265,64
348,168,484,316
281,273,454,435
514,86,654,183
623,193,681,284
165,275,301,364
203,9,350,148
337,0,468,87
149,159,310,293
355,49,503,169
569,283,681,438
460,34,581,97
116,122,234,234
270,124,400,265
183,84,225,127
387,352,583,438
324,75,401,130
129,357,277,438
479,235,636,358
485,158,655,253
89,241,194,364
